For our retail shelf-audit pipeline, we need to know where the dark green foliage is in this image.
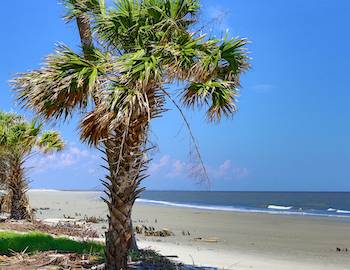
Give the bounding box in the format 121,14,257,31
0,231,104,256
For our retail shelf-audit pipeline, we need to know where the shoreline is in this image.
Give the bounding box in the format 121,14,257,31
27,190,350,269
28,189,350,219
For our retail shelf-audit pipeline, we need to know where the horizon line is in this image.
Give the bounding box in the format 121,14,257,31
28,188,350,193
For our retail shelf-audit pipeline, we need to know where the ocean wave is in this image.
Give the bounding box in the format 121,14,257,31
267,205,293,210
327,208,337,211
136,199,350,218
136,199,236,211
336,209,350,214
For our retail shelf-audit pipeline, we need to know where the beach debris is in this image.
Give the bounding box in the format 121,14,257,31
135,225,143,234
84,215,106,224
336,247,349,252
63,214,76,219
135,225,174,237
182,230,191,236
32,207,50,212
0,215,7,222
0,251,103,269
193,237,219,243
0,247,217,270
0,219,99,238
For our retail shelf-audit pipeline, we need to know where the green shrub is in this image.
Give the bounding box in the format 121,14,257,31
0,231,104,256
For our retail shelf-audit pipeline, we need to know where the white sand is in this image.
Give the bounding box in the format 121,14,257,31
28,190,350,270
138,240,350,270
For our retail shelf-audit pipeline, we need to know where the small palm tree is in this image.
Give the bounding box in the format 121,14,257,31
13,0,250,268
0,111,64,220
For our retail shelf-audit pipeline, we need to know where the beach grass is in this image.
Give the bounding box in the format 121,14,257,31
0,231,104,256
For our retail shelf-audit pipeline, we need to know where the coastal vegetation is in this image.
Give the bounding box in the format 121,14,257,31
0,231,104,256
12,0,249,268
0,111,64,220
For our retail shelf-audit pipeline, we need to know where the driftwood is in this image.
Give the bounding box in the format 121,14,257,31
0,251,103,269
0,219,99,238
193,237,219,243
135,225,174,237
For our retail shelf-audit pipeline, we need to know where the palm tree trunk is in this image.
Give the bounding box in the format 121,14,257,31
76,14,93,59
8,156,30,220
103,116,148,270
74,10,141,268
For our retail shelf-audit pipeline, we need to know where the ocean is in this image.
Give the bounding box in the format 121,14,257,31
138,191,350,218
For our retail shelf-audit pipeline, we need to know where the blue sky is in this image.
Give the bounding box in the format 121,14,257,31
1,0,350,191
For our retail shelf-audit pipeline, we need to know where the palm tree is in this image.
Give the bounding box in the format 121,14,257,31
13,0,250,268
0,111,64,220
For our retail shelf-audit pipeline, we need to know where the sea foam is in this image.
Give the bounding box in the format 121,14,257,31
336,209,350,214
136,199,350,218
267,205,293,210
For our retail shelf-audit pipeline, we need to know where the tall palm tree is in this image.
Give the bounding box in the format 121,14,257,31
0,111,64,220
13,0,250,268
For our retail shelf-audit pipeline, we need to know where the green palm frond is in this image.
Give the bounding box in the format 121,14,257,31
13,45,108,120
14,0,250,144
94,0,142,50
95,0,199,50
170,35,250,121
118,50,163,89
0,111,64,157
63,0,104,22
182,80,239,122
38,131,65,153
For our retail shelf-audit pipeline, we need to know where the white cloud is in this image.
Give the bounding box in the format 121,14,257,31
70,146,89,158
148,155,249,181
27,143,97,173
148,155,171,174
233,167,250,179
215,159,249,180
218,160,232,176
167,159,186,177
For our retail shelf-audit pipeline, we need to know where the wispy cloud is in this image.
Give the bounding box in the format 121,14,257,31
148,155,171,174
218,160,232,176
148,155,249,181
27,143,97,173
167,159,186,177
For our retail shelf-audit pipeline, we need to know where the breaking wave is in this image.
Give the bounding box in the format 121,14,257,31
136,199,350,218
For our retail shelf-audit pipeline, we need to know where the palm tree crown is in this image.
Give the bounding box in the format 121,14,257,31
0,112,64,157
0,111,64,219
14,0,249,144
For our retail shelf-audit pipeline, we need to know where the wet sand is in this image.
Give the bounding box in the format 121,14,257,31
28,190,350,269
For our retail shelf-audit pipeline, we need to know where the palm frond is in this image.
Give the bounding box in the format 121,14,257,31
63,0,104,22
80,82,164,145
0,111,64,157
13,45,108,121
182,80,239,122
169,35,250,121
118,50,163,89
37,131,65,153
94,0,199,50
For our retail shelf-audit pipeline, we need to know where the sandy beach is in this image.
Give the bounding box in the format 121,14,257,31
28,190,350,270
